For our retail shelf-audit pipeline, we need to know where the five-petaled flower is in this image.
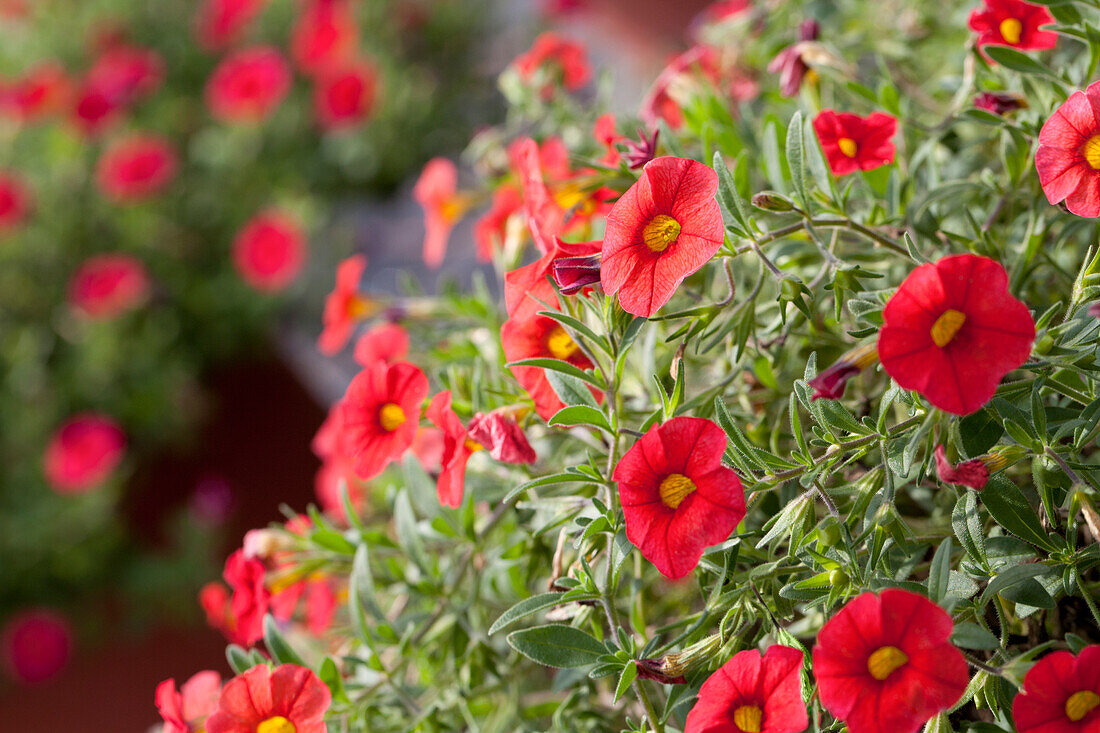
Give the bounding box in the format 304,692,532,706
314,59,378,130
601,156,725,317
501,313,599,422
43,413,126,494
232,210,307,292
877,253,1035,416
319,254,375,354
968,0,1057,52
1013,645,1100,733
1036,80,1100,218
205,46,291,122
684,645,808,733
96,134,178,202
337,360,429,480
613,416,746,579
813,109,897,176
156,670,222,733
205,664,331,733
354,322,410,367
814,588,969,733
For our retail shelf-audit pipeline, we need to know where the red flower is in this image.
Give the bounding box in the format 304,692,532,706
69,254,151,318
877,253,1035,416
512,32,591,92
934,444,991,490
473,185,523,262
684,645,808,733
4,62,71,121
195,0,268,50
969,0,1057,52
228,549,271,646
0,609,73,684
311,407,367,521
205,46,291,123
354,322,410,367
232,210,307,292
601,156,725,317
593,113,622,166
206,664,331,733
0,171,32,234
613,416,746,579
974,90,1028,116
85,44,164,106
808,343,878,401
813,110,897,176
1036,81,1100,218
413,158,471,268
426,390,476,508
813,589,969,733
767,20,820,97
314,59,378,129
156,670,222,733
291,0,358,76
337,361,429,481
1013,646,1100,733
95,134,177,202
71,85,121,135
467,410,537,464
551,254,602,295
43,413,126,494
501,313,598,422
505,237,602,321
319,254,374,354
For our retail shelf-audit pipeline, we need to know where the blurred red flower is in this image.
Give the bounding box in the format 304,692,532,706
3,61,71,121
69,253,151,319
86,43,164,105
601,156,725,317
206,46,291,122
0,171,32,234
156,670,222,733
43,413,126,494
314,59,378,129
1013,646,1100,733
413,158,471,268
209,549,270,646
232,210,307,292
814,589,969,733
1036,80,1100,218
878,253,1035,415
808,343,878,401
613,416,745,579
319,254,373,354
501,313,599,422
206,664,331,733
474,185,523,262
513,32,591,92
353,322,410,367
684,645,807,733
95,134,177,202
0,609,73,684
195,0,268,50
467,410,536,464
813,109,897,176
974,90,1027,116
969,0,1057,52
338,360,429,480
311,405,367,521
291,0,358,76
426,390,475,508
767,19,820,97
593,113,622,167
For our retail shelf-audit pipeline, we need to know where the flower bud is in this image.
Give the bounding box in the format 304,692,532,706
467,410,537,464
551,255,601,295
808,343,878,400
751,191,796,212
635,633,723,685
933,444,1025,490
973,91,1027,116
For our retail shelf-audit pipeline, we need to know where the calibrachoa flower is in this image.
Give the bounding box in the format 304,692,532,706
337,360,429,480
0,171,31,234
1036,80,1100,218
353,322,410,367
195,0,268,51
467,410,537,464
768,19,820,97
206,664,331,733
311,405,367,521
473,185,523,261
877,253,1035,416
0,609,73,684
968,0,1057,52
551,253,602,295
593,113,623,166
319,254,374,354
291,0,358,76
974,90,1028,115
95,134,177,202
232,210,307,292
313,59,378,129
43,413,126,494
427,390,476,508
601,156,725,317
203,549,270,647
68,253,151,319
512,32,591,92
809,343,878,400
813,589,969,733
4,61,70,121
1013,646,1100,733
613,416,746,579
813,109,897,176
501,313,598,421
684,645,808,733
205,46,291,123
414,158,472,268
85,43,164,107
156,670,222,733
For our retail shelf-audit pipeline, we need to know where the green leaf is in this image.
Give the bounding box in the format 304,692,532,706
785,111,808,209
545,370,599,409
981,475,1059,551
319,657,350,704
502,471,597,504
950,622,1000,650
983,46,1064,82
979,563,1052,606
507,358,604,387
263,614,305,666
713,151,751,236
351,544,385,621
490,592,578,635
615,661,638,702
952,492,987,567
507,624,606,668
550,405,612,432
928,537,952,604
226,644,255,675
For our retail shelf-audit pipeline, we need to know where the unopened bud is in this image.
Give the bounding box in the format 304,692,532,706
751,191,795,212
808,343,878,400
551,255,602,295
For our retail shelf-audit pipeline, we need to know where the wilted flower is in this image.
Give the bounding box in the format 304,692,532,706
809,343,878,401
974,90,1028,115
933,444,1023,490
551,254,602,295
767,19,820,97
624,127,660,170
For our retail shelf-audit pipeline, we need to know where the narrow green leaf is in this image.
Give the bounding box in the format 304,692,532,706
507,624,606,668
981,475,1059,551
549,405,612,432
615,661,638,702
490,592,577,635
546,370,599,409
263,614,305,666
785,111,808,209
507,358,604,387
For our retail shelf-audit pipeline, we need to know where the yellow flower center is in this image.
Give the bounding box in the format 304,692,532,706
545,325,580,360
733,704,763,732
1083,135,1100,170
345,295,376,320
256,717,296,733
658,473,696,509
553,182,587,212
931,309,966,348
867,645,908,681
464,437,483,453
838,137,858,158
642,214,681,253
1066,690,1100,722
999,17,1023,45
378,402,406,432
439,194,473,223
